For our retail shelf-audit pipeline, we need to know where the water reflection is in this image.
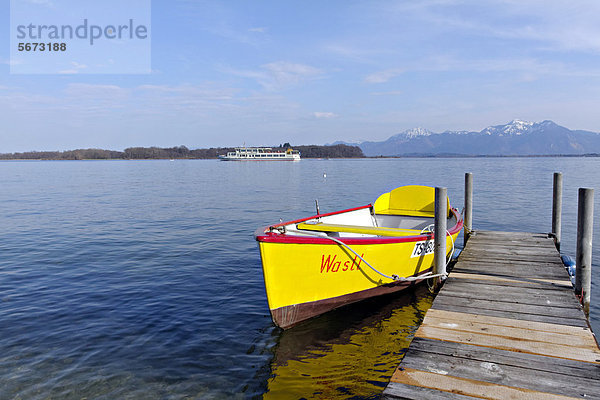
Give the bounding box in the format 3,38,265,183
264,285,434,399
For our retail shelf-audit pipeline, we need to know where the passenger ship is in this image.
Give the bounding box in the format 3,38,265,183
219,147,301,161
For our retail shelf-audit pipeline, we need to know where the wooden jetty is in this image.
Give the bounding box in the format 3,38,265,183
383,230,600,399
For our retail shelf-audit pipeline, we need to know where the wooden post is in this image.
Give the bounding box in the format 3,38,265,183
464,173,473,246
552,172,562,250
575,188,594,316
434,187,448,288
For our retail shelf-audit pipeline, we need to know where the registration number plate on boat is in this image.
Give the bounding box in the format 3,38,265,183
411,240,434,258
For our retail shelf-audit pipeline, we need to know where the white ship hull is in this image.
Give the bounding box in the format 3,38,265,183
219,147,301,161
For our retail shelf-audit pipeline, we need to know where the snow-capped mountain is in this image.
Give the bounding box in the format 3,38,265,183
391,127,435,140
358,120,600,156
480,119,534,136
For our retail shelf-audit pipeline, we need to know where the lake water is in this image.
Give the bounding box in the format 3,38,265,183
0,158,598,399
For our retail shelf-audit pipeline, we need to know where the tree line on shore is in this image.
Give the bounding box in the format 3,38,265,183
0,144,364,160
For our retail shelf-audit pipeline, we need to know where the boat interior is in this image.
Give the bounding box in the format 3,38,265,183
275,186,458,238
280,207,458,238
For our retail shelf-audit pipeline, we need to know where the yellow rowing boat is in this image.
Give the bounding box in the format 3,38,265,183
254,185,463,329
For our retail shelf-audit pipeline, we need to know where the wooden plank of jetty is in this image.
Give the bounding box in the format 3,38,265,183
383,230,600,400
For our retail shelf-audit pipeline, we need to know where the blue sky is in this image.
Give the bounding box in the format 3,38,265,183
2,0,600,151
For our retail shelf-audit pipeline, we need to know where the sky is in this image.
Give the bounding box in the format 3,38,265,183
2,0,600,152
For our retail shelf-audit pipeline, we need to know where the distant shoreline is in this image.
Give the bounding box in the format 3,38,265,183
1,144,599,161
1,154,598,161
0,144,364,161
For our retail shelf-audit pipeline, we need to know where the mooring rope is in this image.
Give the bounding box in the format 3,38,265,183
420,224,455,269
287,228,450,282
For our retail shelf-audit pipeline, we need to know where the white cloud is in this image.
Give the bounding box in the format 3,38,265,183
226,61,323,91
365,68,404,83
24,0,53,5
1,58,23,66
175,1,267,46
58,61,88,74
136,84,239,102
63,83,130,101
321,44,390,64
365,56,600,83
387,0,600,54
370,90,403,96
480,1,600,53
248,27,267,33
263,61,322,86
313,112,338,119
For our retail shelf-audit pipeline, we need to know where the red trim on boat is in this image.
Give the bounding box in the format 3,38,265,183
255,207,464,245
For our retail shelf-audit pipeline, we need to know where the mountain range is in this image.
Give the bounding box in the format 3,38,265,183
343,120,600,156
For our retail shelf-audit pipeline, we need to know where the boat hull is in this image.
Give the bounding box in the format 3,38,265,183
257,229,459,329
268,273,423,329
